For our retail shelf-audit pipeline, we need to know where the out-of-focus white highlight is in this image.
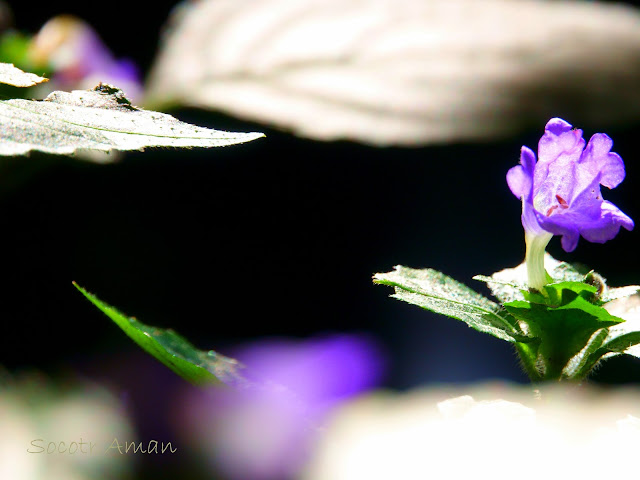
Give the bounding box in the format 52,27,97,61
0,376,134,480
148,0,640,145
302,383,640,480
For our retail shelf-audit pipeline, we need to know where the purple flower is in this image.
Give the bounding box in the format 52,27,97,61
175,334,385,480
29,15,143,102
507,118,633,289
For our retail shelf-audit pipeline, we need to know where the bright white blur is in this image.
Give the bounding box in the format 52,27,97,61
302,382,640,480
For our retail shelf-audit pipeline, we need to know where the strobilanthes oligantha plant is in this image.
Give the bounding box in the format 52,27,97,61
508,118,634,291
374,118,640,382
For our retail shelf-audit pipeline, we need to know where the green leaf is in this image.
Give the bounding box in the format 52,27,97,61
0,83,264,156
505,291,623,379
0,62,48,87
561,328,610,379
73,282,246,386
564,325,640,380
374,266,533,343
596,331,640,357
590,295,640,363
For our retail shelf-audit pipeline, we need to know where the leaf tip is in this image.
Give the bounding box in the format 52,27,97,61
372,271,391,284
72,281,92,299
0,63,49,87
246,131,266,142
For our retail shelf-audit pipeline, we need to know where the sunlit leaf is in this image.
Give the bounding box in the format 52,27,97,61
374,266,532,343
148,0,640,145
73,282,246,386
0,62,48,87
0,84,264,157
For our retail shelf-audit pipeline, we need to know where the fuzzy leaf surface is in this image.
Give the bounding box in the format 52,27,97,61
374,266,532,343
601,295,640,360
0,85,264,157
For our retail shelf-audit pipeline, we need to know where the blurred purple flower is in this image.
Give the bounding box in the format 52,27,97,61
175,334,385,480
507,118,633,289
29,15,142,102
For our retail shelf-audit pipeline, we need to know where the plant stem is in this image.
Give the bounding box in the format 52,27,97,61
524,231,553,291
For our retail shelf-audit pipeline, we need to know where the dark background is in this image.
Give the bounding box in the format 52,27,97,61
3,1,640,478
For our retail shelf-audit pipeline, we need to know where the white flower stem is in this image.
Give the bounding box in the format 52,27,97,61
524,232,553,291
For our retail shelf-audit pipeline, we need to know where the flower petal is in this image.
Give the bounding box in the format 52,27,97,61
535,210,581,252
580,200,635,243
522,200,546,237
580,133,625,189
543,117,573,137
566,171,605,220
534,170,603,250
506,146,536,200
536,196,633,251
537,118,584,169
534,118,585,208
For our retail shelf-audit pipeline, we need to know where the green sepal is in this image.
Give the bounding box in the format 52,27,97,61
505,290,624,380
523,281,599,306
73,282,245,387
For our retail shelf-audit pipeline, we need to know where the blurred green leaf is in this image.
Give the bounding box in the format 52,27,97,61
0,34,36,70
73,282,245,386
374,266,533,343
